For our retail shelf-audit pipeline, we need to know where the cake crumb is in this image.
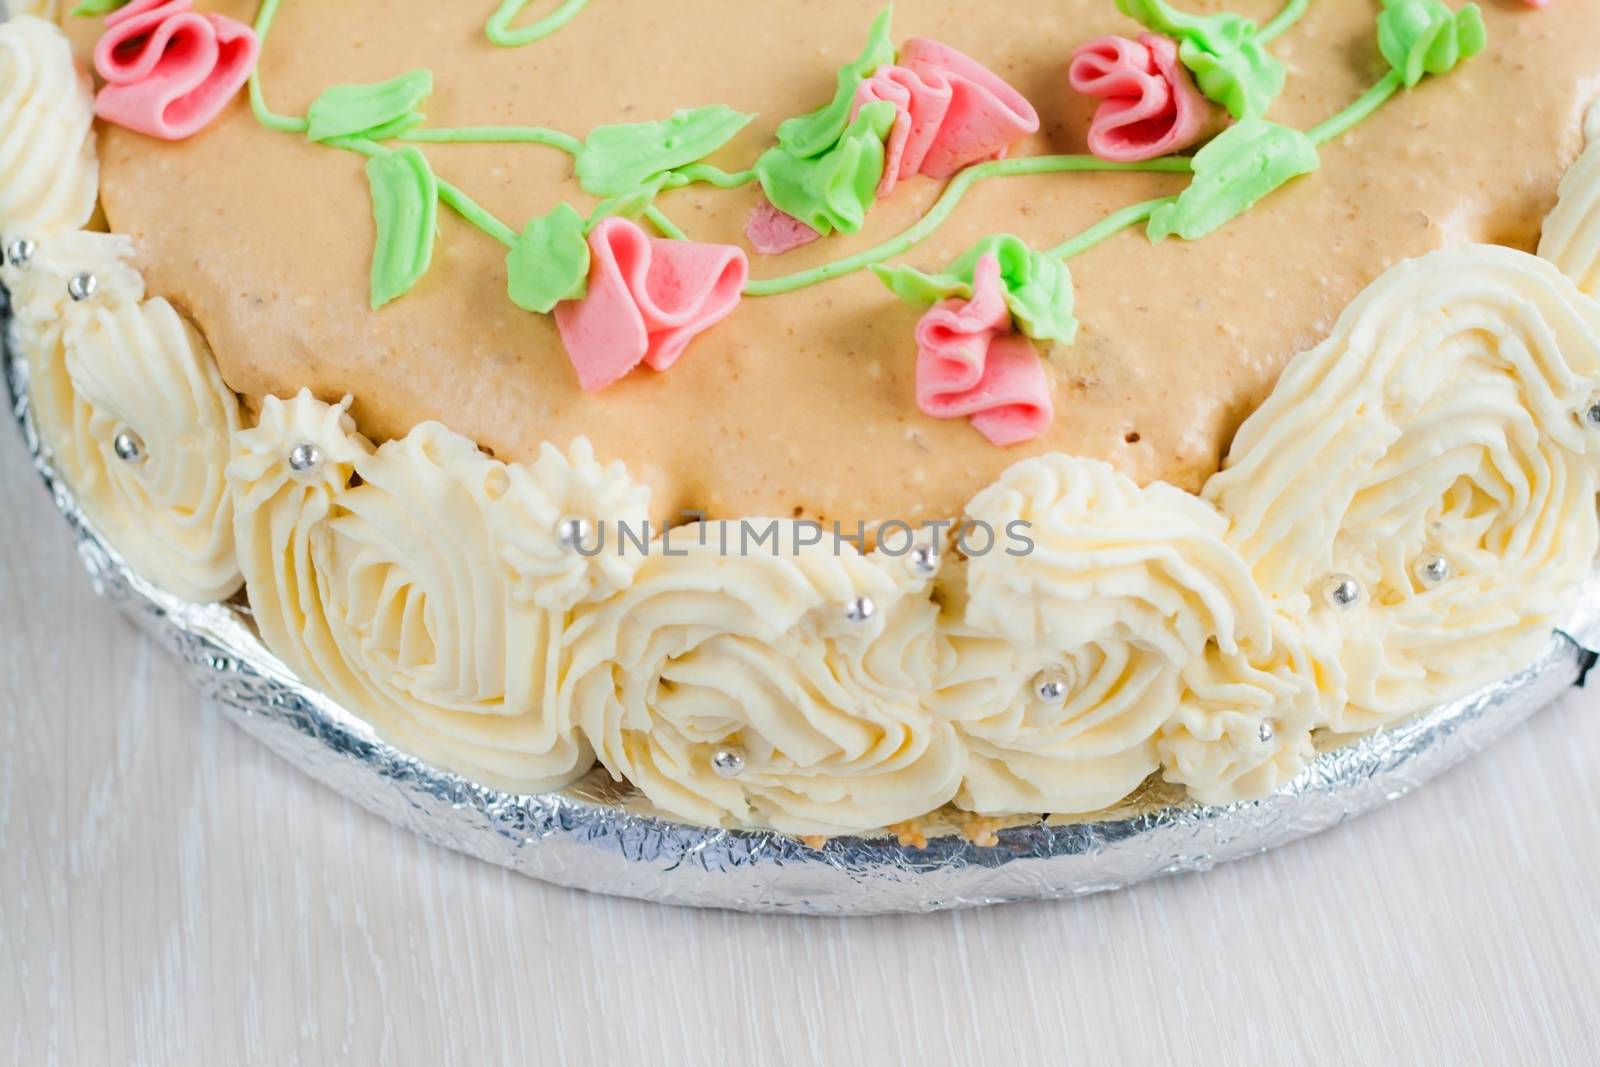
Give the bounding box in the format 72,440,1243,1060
958,814,1002,848
888,821,929,850
799,835,828,850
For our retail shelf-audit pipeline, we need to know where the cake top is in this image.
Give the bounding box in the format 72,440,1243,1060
70,0,1600,525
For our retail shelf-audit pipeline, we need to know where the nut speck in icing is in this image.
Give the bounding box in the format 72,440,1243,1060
93,0,260,141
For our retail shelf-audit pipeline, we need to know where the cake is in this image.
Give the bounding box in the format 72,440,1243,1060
3,0,1599,837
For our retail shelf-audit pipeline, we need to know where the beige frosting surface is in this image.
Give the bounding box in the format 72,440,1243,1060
69,0,1600,525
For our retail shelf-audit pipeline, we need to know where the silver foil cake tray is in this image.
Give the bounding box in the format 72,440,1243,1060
8,295,1598,915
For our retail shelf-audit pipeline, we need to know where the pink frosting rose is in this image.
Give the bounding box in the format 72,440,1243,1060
853,37,1041,196
554,217,749,393
93,0,260,141
749,37,1040,253
1068,33,1207,163
914,254,1053,447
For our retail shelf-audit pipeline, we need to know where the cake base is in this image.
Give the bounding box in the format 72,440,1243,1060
9,297,1598,915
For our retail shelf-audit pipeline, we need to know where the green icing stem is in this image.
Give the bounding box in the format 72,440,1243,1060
333,136,521,246
401,126,584,156
1046,196,1178,260
247,0,1447,310
1308,70,1404,146
744,155,1192,297
248,0,309,133
663,165,760,190
1260,0,1311,44
644,205,689,241
485,0,591,47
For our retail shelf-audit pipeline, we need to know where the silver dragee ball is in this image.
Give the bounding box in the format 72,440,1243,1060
1414,552,1452,588
112,430,145,464
909,544,939,578
557,517,592,551
5,238,34,269
844,596,877,624
711,749,746,778
1323,573,1362,611
1583,393,1600,430
1033,670,1069,705
287,441,322,473
67,271,98,302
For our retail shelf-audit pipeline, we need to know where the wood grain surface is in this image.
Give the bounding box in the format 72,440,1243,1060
2,421,1597,1067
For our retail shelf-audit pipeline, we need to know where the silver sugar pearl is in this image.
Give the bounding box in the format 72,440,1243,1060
112,430,145,465
66,271,98,302
1582,393,1600,430
1414,552,1452,588
287,441,322,473
1323,573,1362,611
557,517,592,551
844,596,877,624
909,544,939,578
1035,673,1069,704
6,238,35,269
1258,721,1276,744
711,748,745,778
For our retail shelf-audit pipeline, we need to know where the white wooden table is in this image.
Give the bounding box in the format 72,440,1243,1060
3,421,1598,1066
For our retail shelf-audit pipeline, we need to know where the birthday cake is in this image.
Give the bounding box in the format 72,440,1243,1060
4,0,1600,837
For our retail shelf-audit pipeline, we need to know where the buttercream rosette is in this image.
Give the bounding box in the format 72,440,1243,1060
1207,246,1600,731
557,530,962,835
1538,102,1600,299
228,393,593,792
949,454,1309,812
0,16,98,244
485,436,653,612
9,231,243,602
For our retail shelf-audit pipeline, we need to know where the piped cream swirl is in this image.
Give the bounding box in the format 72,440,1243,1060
228,393,594,792
949,455,1303,813
1206,246,1600,730
1539,101,1600,298
0,16,98,242
559,530,961,835
9,231,242,601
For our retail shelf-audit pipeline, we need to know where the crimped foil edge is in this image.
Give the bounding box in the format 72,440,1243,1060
7,291,1597,915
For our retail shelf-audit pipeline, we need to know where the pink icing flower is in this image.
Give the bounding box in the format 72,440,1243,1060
852,37,1041,197
914,255,1052,447
1068,33,1207,163
554,217,749,393
746,199,822,256
93,0,259,141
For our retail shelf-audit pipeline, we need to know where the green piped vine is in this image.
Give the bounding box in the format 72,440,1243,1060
244,0,1485,338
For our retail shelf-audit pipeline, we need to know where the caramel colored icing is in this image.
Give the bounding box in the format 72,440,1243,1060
70,0,1600,525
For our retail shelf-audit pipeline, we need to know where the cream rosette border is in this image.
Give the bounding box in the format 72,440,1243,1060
4,18,1600,836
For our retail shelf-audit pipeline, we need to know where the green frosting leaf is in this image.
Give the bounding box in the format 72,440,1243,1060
575,106,754,199
306,70,435,143
774,6,896,158
70,0,130,15
1147,119,1320,241
506,203,590,314
1376,0,1486,88
873,235,1079,344
365,147,439,309
755,101,895,237
1115,0,1284,119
